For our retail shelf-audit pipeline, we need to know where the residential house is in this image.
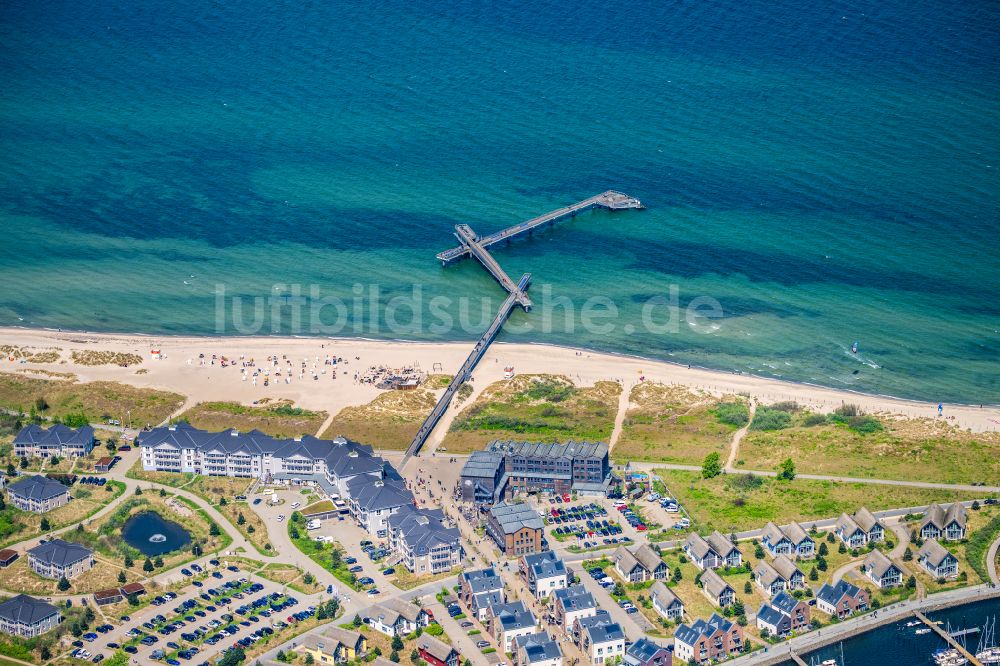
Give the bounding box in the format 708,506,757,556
853,507,885,543
613,543,668,583
458,567,505,621
553,585,598,630
762,522,814,559
297,627,367,664
13,424,95,459
772,555,806,590
0,549,19,568
683,532,741,571
387,506,463,575
755,591,810,638
363,598,430,637
521,551,569,600
921,504,967,541
673,614,744,665
514,632,563,666
487,601,537,652
624,637,672,666
0,594,62,637
700,569,736,608
574,615,626,665
649,581,684,621
918,539,959,579
6,475,70,513
753,560,787,597
347,477,413,537
417,635,460,666
486,501,545,557
28,539,93,580
815,580,869,618
862,549,903,589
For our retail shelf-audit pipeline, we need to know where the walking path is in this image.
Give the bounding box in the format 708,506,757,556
607,380,632,453
628,461,1000,493
725,402,756,471
988,534,1000,585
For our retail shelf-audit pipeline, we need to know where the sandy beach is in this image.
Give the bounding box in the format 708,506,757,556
2,326,997,434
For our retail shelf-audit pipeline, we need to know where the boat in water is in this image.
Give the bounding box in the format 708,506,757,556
916,628,932,635
932,648,968,666
976,617,1000,665
851,341,858,353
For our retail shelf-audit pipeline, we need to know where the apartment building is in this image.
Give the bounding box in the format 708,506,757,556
387,506,463,575
14,425,95,459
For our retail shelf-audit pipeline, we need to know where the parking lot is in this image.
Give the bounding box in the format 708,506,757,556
72,558,327,666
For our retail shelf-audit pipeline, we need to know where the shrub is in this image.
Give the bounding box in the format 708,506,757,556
726,474,764,492
713,401,749,427
801,412,828,427
750,408,792,431
702,452,722,479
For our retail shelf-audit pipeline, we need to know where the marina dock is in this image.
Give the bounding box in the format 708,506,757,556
915,611,983,666
401,192,643,466
436,190,643,264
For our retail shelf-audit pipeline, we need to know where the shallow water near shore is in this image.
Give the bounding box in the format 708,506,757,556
0,0,997,403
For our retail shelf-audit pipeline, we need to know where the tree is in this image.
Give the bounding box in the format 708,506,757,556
907,575,917,589
392,635,405,651
40,645,51,661
754,543,765,560
35,397,49,412
902,547,913,561
410,649,420,664
220,497,228,506
390,652,400,663
838,541,847,554
143,557,154,572
57,576,71,591
304,654,314,665
124,553,134,568
135,487,143,496
777,458,796,481
5,462,14,476
219,647,246,666
19,456,28,469
613,582,626,597
760,627,770,640
192,543,203,556
154,556,164,568
40,517,51,531
353,613,362,627
50,455,61,465
118,570,127,584
672,566,682,583
818,542,828,557
826,532,835,543
809,566,819,581
871,598,882,609
303,572,314,585
159,488,167,497
209,522,221,537
237,513,246,526
816,556,828,572
127,592,140,606
743,581,751,594
701,452,722,479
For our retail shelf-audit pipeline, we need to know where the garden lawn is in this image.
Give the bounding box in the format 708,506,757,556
0,480,125,548
658,470,988,533
443,375,621,454
257,562,325,594
177,400,327,439
125,458,193,487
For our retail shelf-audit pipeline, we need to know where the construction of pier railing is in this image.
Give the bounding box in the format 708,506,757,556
401,190,643,466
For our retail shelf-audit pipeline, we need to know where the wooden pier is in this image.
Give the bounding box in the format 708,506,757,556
436,190,643,264
401,276,530,467
401,191,643,465
915,611,983,666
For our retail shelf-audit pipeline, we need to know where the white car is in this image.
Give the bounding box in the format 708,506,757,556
291,502,301,509
277,514,285,522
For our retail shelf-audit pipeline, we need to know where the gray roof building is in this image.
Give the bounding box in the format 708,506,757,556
0,594,61,626
554,585,596,613
6,475,69,502
514,632,562,664
28,539,92,568
489,501,545,533
577,614,625,644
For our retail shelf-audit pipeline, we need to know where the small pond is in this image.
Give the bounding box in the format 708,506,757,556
122,511,191,556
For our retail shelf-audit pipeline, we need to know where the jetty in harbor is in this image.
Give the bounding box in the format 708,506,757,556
400,191,643,466
915,611,983,666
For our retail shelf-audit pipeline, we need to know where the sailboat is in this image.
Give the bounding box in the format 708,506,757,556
976,617,1000,665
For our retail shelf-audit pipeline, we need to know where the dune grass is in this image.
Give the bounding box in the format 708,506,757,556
321,388,439,449
177,400,327,438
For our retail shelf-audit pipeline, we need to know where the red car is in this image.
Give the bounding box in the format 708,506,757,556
636,524,648,531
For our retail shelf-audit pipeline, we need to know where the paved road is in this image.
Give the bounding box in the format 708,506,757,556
729,584,1000,666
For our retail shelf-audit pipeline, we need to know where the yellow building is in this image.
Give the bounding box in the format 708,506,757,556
297,627,367,663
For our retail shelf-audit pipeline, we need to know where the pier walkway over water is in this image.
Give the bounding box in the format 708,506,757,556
436,190,643,264
402,191,643,466
915,611,983,665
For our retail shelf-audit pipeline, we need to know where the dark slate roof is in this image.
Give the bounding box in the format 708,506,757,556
771,591,800,615
461,451,504,478
388,507,460,555
515,632,562,664
493,601,535,632
578,614,624,644
675,613,734,647
347,478,413,512
14,424,94,447
490,440,608,461
816,580,862,607
461,567,503,594
626,637,668,663
7,475,69,501
554,585,596,612
756,603,785,628
490,501,544,533
524,551,566,580
0,594,60,625
28,538,92,567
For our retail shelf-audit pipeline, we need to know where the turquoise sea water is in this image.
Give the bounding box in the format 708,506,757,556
1,0,998,403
